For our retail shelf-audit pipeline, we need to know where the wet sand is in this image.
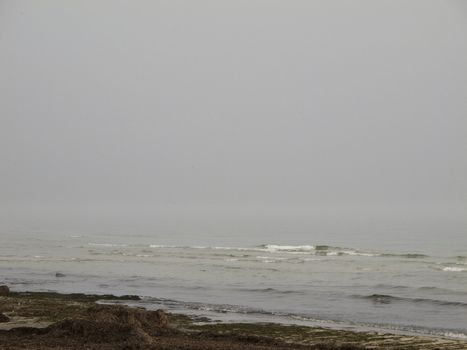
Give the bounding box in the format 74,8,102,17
0,288,466,349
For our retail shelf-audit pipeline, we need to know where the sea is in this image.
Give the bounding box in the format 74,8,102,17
1,230,466,340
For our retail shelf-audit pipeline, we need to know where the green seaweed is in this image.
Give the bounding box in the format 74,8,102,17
1,291,466,349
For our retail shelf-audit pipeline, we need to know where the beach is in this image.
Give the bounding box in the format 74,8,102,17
1,288,466,349
2,232,467,340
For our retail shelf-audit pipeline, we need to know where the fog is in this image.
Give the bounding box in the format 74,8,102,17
1,1,466,237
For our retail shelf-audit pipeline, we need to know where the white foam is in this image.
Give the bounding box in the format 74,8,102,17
149,244,186,249
147,244,316,254
341,250,378,257
261,245,315,253
442,267,467,272
443,331,467,339
145,244,386,259
88,243,127,247
149,245,235,250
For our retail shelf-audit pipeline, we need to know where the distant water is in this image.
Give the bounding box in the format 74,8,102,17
1,230,467,340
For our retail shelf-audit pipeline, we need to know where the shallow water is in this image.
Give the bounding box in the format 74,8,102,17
1,230,466,339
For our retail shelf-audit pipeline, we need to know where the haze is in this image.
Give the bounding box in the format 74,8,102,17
1,1,466,239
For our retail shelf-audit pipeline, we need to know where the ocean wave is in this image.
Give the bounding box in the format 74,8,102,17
442,266,467,272
416,286,467,296
96,244,467,263
149,244,247,251
143,243,435,261
88,243,128,247
354,294,467,308
373,284,410,290
259,244,379,257
163,299,270,318
243,287,305,295
148,244,318,253
143,297,314,320
372,284,467,297
442,332,467,340
252,244,430,259
257,244,315,253
147,243,363,256
380,253,428,259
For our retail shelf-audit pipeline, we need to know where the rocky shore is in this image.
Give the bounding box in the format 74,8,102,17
0,286,465,349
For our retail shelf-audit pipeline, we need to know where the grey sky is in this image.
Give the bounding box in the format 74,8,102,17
1,1,466,235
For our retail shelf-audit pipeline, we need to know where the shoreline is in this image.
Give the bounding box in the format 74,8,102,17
1,288,466,349
99,295,467,342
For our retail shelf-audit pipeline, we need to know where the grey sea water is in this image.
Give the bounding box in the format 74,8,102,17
1,230,466,340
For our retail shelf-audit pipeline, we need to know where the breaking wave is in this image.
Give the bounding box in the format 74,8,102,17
256,244,315,253
442,266,467,272
144,243,434,259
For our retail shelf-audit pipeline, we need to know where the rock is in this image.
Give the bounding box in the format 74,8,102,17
0,285,9,296
48,318,154,344
46,304,169,345
81,304,168,329
155,309,168,327
0,313,10,323
55,273,66,278
191,315,212,323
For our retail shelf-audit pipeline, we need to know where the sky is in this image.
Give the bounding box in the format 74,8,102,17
1,1,466,236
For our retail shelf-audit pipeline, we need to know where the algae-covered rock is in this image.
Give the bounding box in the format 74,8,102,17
0,285,9,296
46,304,169,345
0,313,10,323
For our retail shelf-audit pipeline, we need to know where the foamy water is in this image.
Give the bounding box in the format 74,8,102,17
1,231,467,340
